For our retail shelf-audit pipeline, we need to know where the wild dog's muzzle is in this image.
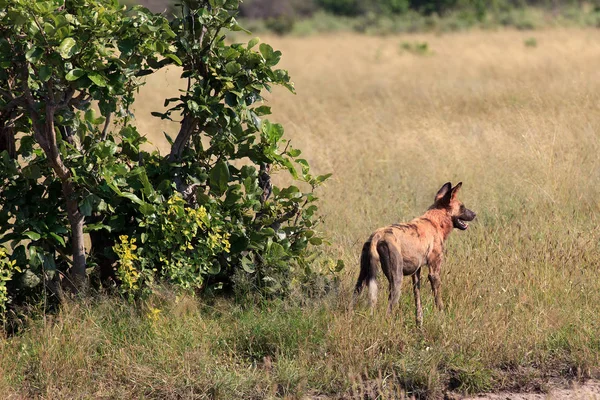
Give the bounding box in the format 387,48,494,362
453,209,476,230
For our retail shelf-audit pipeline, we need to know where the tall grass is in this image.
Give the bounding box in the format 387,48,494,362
3,29,600,398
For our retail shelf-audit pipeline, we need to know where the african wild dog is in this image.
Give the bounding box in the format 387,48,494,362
352,182,476,326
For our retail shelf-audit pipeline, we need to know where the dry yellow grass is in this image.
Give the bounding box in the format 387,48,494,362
3,28,600,398
135,28,600,287
137,28,600,393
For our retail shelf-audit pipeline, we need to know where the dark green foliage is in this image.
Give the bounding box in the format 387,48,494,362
265,15,296,35
381,0,411,14
239,0,316,19
316,0,364,16
400,41,431,55
412,0,457,15
0,0,334,313
130,0,593,24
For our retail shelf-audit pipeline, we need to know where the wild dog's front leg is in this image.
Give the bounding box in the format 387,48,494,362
412,268,423,326
428,253,444,311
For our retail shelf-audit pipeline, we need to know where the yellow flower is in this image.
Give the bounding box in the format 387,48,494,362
147,306,161,322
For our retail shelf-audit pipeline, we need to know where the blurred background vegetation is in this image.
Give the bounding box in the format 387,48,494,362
128,0,600,35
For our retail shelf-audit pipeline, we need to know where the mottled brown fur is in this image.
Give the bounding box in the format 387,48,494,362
352,182,476,326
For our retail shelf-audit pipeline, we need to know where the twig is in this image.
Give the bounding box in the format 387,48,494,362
101,112,112,140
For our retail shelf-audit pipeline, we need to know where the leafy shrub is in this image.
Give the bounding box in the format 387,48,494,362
316,0,365,16
0,0,335,313
265,15,296,35
240,0,294,19
239,0,316,19
410,0,459,15
400,41,431,55
524,37,538,47
380,0,410,14
0,248,19,315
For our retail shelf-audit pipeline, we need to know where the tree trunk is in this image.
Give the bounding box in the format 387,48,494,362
0,125,16,159
30,101,88,292
62,179,87,291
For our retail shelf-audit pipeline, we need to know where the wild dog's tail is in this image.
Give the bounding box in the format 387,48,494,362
352,239,379,309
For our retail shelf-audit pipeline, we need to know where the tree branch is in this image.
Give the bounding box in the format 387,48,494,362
0,96,26,116
68,92,91,109
0,88,14,101
168,113,199,162
101,112,112,140
0,124,17,159
59,88,76,108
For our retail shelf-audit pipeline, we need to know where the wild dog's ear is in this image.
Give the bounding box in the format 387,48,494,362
450,182,463,200
434,182,452,203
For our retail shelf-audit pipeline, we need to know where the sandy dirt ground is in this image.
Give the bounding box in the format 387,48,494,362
459,379,600,399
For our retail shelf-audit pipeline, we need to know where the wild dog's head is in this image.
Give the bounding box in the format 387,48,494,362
432,182,476,230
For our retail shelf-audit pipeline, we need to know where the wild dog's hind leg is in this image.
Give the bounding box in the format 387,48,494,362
377,237,403,316
428,252,444,311
412,267,423,326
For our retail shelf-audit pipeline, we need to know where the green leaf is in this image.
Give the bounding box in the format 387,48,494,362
25,47,43,63
49,232,66,247
7,10,27,27
316,173,332,183
241,256,255,273
225,61,240,75
287,148,301,157
208,262,221,275
121,191,143,205
269,242,286,259
139,202,155,216
21,269,41,288
65,68,85,81
230,22,251,34
230,234,250,253
165,54,182,65
39,65,52,82
22,165,41,180
262,120,284,143
88,72,107,87
281,158,298,179
83,223,111,233
259,43,273,61
332,259,345,273
151,111,169,120
23,231,41,241
254,105,271,116
84,109,96,124
43,253,57,271
79,196,93,217
209,160,230,195
247,37,260,49
58,37,79,59
259,43,282,66
309,237,323,245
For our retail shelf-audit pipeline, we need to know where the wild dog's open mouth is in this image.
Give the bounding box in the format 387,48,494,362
453,218,468,230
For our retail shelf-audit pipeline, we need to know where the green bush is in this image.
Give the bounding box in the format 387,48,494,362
0,247,19,314
381,0,411,14
265,15,296,35
0,0,334,312
316,0,364,16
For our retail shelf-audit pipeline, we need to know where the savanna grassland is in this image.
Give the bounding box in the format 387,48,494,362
2,29,600,399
